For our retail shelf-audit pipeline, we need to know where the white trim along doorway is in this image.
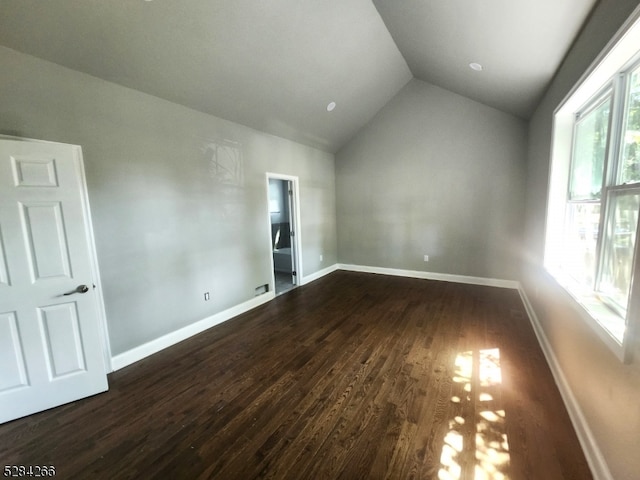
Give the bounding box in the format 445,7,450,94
265,173,302,295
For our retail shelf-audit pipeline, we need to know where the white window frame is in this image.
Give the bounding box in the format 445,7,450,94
546,6,640,362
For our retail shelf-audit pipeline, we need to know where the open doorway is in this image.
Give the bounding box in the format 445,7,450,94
267,174,301,295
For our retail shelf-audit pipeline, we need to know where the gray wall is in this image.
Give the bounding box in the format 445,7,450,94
336,78,527,281
523,2,640,479
0,46,337,357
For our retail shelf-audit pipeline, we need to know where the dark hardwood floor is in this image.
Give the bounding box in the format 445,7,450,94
0,271,592,479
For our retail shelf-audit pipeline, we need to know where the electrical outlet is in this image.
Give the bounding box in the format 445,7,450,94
320,254,323,262
204,292,210,301
423,255,429,262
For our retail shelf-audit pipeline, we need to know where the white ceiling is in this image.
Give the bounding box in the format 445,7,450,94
372,0,597,119
0,0,596,153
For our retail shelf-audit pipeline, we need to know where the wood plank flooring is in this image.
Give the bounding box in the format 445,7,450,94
0,272,592,479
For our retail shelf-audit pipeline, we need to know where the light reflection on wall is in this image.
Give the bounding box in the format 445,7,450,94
201,138,244,187
197,137,246,224
439,348,510,480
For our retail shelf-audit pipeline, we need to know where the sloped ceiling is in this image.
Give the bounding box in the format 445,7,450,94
0,0,596,153
372,0,597,119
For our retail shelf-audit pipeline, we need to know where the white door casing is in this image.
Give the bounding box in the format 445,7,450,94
285,180,298,285
266,173,303,291
0,138,109,424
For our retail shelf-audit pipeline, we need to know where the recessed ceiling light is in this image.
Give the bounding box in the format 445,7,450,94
469,62,483,72
327,101,336,112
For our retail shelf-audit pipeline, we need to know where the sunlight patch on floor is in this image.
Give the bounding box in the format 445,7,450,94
438,348,510,480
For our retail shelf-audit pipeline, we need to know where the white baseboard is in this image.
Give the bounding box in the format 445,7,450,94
337,263,519,289
517,286,613,480
111,291,275,371
301,263,339,285
110,264,344,372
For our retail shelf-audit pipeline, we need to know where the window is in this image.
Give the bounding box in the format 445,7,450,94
546,11,640,361
563,94,610,291
564,83,640,323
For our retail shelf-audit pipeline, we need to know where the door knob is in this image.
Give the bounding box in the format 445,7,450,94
64,284,90,295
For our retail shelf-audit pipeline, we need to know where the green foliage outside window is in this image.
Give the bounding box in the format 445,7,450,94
621,68,640,184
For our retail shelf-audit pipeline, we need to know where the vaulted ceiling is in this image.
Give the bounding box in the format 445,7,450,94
0,0,596,153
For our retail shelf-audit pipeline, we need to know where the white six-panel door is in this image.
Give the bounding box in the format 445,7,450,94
0,138,108,423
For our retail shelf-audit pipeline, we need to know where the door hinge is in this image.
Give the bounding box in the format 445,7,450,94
292,271,297,276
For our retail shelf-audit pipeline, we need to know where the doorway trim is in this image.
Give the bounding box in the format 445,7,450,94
265,172,303,294
0,134,112,372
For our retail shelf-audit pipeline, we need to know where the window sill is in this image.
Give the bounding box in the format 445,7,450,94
545,267,626,361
